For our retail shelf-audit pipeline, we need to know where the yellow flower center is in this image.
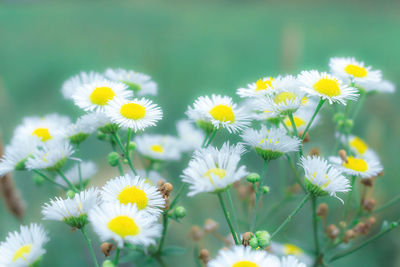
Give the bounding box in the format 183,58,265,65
343,156,368,172
209,105,235,123
232,261,259,267
284,116,305,128
313,78,341,97
107,215,139,237
89,86,115,105
283,243,303,255
255,78,273,91
274,92,297,104
117,186,148,209
259,138,279,145
349,137,368,155
32,127,52,141
345,64,368,78
301,96,309,105
120,103,146,120
150,144,164,153
203,168,226,184
12,244,32,262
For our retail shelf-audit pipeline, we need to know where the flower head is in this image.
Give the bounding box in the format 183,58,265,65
176,120,205,152
237,77,275,98
329,57,381,85
135,134,181,161
181,142,248,196
282,108,320,133
329,153,383,179
61,71,104,100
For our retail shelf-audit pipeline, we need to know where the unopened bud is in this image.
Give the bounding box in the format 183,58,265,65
198,249,210,264
157,180,165,188
249,236,259,249
362,198,376,212
246,173,260,183
326,224,340,240
97,131,107,141
66,190,75,199
242,232,253,246
309,147,320,157
102,260,115,267
368,216,377,225
127,142,136,151
262,186,270,194
204,219,219,232
189,225,204,242
33,174,45,186
316,203,329,217
354,222,369,235
163,183,173,193
173,206,186,219
255,230,270,248
107,152,120,167
343,229,356,243
101,242,114,257
338,149,348,163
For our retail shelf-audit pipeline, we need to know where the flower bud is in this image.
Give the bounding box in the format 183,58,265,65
107,152,120,167
249,236,259,249
128,142,136,152
204,219,219,233
174,206,186,219
198,249,210,264
66,190,75,199
255,230,270,248
338,150,348,163
96,131,107,141
189,225,203,242
343,229,355,243
102,260,116,267
316,203,329,217
361,178,374,187
32,174,45,186
262,186,270,194
123,159,128,164
242,232,252,246
362,198,376,212
326,224,340,240
101,242,114,257
246,173,260,183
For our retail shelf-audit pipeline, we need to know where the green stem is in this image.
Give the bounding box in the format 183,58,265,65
301,99,325,140
81,227,99,267
329,220,400,263
312,196,321,264
352,91,366,121
169,184,186,210
126,128,132,158
157,212,169,254
204,129,217,148
217,192,240,245
271,193,310,238
343,176,356,220
280,117,291,135
201,131,211,148
374,194,400,214
110,141,124,176
250,160,269,232
285,154,306,193
288,112,298,137
113,247,120,265
226,189,239,240
76,144,83,190
112,132,137,175
57,170,79,192
33,170,69,190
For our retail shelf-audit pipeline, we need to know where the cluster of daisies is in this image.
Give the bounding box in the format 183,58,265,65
0,57,394,267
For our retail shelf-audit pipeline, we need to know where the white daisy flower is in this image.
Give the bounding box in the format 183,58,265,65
329,153,383,179
280,255,307,267
100,173,165,216
340,135,372,156
78,112,118,134
61,71,104,100
42,188,100,228
300,156,350,202
65,113,109,144
14,114,71,143
237,77,275,98
72,80,133,112
282,108,320,132
88,202,161,248
0,137,38,176
181,142,248,196
176,120,205,152
208,246,271,267
243,97,280,122
357,79,396,94
135,169,165,186
241,125,301,161
329,57,381,85
265,76,306,115
270,242,313,266
134,134,181,161
0,223,49,267
55,161,97,187
298,70,358,105
105,97,162,131
104,68,157,96
26,140,74,171
186,95,250,134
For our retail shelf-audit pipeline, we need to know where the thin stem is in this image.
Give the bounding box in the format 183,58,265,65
33,170,69,190
57,170,79,192
110,141,124,175
250,160,269,232
113,247,120,265
112,132,137,175
81,227,99,267
126,128,132,155
312,196,321,264
352,91,366,121
329,220,400,263
217,192,240,245
157,212,169,254
288,112,298,137
280,118,291,135
301,99,325,140
226,189,239,240
374,194,400,214
76,144,83,190
204,129,217,148
285,154,306,193
343,176,356,220
271,193,310,238
201,131,211,148
169,184,186,210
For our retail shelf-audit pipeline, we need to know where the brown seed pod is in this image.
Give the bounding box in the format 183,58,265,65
100,242,114,257
189,225,204,242
326,224,340,240
204,219,219,233
198,249,210,264
316,203,329,217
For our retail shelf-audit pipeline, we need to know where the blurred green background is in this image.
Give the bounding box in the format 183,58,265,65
1,0,400,266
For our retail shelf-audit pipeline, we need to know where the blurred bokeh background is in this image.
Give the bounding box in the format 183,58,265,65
1,0,400,266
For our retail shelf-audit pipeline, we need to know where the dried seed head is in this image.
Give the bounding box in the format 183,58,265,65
361,178,374,187
354,222,369,235
101,242,114,257
316,203,329,217
309,147,321,156
338,149,348,163
163,183,173,193
378,171,384,177
362,198,376,212
326,224,340,240
242,232,253,246
198,249,210,264
343,229,356,243
301,132,310,143
368,216,377,225
157,180,165,188
204,219,219,233
189,225,204,242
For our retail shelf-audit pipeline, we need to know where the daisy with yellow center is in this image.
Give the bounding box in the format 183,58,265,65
181,142,248,196
357,79,396,94
283,108,320,132
300,156,350,202
88,202,161,248
269,242,313,266
241,125,301,161
298,70,358,105
105,97,162,132
104,68,158,96
176,120,205,152
329,57,381,85
61,71,104,100
0,224,49,267
135,134,181,161
237,77,275,98
72,80,132,112
100,173,165,216
329,153,383,179
342,135,371,156
186,95,250,134
243,97,280,122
